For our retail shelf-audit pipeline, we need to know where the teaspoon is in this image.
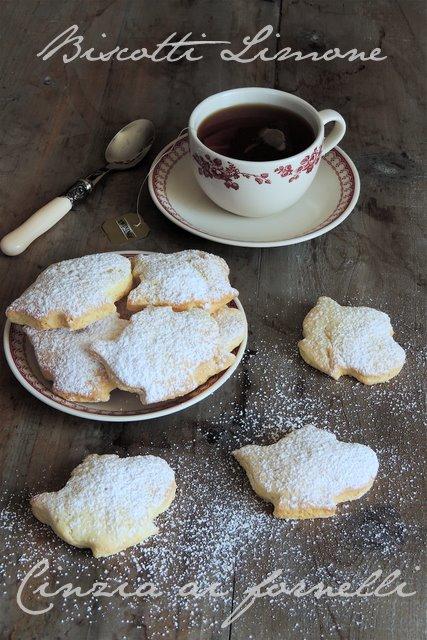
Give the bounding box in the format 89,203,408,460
0,119,155,256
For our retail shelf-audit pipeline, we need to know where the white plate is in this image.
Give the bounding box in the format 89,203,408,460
149,135,360,248
3,251,247,422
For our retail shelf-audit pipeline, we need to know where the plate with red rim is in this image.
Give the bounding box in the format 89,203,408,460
149,134,360,248
3,251,247,422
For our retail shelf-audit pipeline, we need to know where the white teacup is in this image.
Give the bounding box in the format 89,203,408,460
189,88,346,217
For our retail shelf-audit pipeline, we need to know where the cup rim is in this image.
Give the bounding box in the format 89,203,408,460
188,87,324,166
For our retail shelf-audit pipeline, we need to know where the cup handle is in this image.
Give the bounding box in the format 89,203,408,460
318,109,346,156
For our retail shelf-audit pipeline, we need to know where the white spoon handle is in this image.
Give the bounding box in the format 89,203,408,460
1,197,72,256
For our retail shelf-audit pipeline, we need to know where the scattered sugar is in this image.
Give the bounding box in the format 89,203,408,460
0,301,423,638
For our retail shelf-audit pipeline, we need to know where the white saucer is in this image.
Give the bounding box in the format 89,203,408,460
149,135,360,248
3,251,247,423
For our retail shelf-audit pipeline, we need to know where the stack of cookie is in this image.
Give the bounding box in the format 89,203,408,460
6,250,247,405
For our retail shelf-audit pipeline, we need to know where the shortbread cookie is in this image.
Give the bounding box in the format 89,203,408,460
91,306,236,404
213,306,247,352
7,253,132,330
31,454,176,557
127,250,238,312
298,297,405,384
233,425,379,519
25,314,127,402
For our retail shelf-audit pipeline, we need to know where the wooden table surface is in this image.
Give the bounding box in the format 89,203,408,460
0,1,425,639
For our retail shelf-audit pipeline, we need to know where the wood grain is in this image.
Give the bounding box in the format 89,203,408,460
0,1,425,639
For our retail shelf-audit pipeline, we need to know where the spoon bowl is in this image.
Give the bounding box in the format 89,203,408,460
105,119,156,168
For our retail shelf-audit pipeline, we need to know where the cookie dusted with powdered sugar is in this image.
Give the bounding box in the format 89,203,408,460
90,306,240,405
127,250,238,312
31,454,176,557
298,297,405,384
6,253,132,330
212,306,247,352
233,425,379,519
25,313,127,402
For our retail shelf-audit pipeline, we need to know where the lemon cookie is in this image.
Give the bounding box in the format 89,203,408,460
298,296,405,384
91,306,237,404
127,250,238,312
233,425,379,519
7,253,132,330
212,306,247,352
31,454,176,557
25,313,127,402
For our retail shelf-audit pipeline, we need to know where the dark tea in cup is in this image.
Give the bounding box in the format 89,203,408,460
197,103,316,162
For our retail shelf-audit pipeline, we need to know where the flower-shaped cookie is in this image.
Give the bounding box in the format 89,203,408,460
298,297,405,384
233,425,379,519
25,313,127,402
31,454,176,557
127,250,238,312
7,253,132,330
91,306,243,405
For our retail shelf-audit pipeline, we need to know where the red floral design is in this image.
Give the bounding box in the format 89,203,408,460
193,153,271,189
290,146,322,182
152,136,356,242
274,164,293,178
194,146,322,189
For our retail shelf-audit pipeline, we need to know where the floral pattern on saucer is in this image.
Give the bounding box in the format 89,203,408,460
150,135,359,248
